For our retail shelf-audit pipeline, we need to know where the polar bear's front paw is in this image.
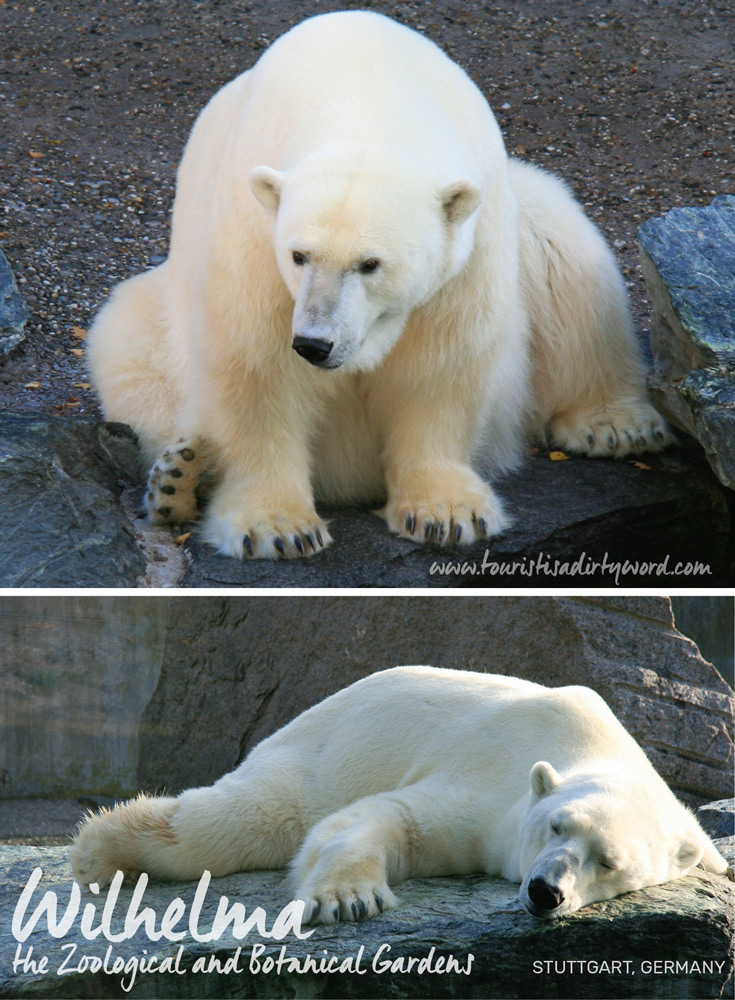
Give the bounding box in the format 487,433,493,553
145,437,207,524
382,470,510,545
202,502,332,560
551,401,675,459
300,882,397,924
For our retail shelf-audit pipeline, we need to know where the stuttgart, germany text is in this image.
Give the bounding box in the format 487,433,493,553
429,551,711,584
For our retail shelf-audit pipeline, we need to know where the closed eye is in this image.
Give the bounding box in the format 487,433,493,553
550,822,561,835
599,858,617,871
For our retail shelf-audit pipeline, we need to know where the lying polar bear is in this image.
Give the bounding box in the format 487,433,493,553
70,667,726,922
87,11,671,560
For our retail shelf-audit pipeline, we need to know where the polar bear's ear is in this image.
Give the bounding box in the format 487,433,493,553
530,761,561,798
675,837,703,871
249,166,286,211
439,179,482,224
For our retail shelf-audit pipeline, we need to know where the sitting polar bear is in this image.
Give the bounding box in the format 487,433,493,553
87,11,672,560
70,667,726,923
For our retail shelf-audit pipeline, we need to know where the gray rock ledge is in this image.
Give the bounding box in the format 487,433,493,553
0,247,28,357
639,195,735,490
0,410,730,587
0,844,732,999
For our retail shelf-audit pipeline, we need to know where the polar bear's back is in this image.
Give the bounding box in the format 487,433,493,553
250,667,650,816
236,11,503,173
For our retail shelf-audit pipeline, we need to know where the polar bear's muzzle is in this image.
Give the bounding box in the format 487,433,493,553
525,876,566,917
292,335,335,366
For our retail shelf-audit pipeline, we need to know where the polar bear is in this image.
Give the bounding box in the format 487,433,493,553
70,667,727,923
88,11,672,559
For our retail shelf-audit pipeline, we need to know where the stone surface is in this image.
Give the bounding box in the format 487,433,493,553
2,596,731,805
133,596,733,806
0,844,732,999
671,597,735,688
639,195,735,490
178,438,730,587
697,800,735,842
0,247,28,357
0,597,167,799
0,410,730,586
0,412,145,587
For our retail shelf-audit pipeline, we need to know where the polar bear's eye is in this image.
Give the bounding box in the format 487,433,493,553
358,258,380,274
292,251,307,266
550,822,561,835
599,858,617,871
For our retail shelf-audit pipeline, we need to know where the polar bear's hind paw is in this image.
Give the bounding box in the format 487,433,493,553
551,402,675,459
145,437,207,524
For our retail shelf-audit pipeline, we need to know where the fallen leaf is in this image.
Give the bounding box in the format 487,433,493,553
24,381,41,389
632,461,652,470
549,450,569,461
69,347,85,356
71,325,87,339
29,150,44,159
175,532,192,545
73,382,92,389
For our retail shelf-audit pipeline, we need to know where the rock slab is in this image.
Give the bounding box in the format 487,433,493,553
0,844,732,999
0,247,28,357
0,412,145,586
0,410,730,586
639,195,735,490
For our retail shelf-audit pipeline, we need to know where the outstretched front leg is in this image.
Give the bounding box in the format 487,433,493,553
292,782,481,923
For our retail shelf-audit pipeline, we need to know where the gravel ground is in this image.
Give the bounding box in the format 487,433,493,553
0,0,733,417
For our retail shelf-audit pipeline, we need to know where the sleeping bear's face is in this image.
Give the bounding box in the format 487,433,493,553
249,154,481,371
517,761,712,919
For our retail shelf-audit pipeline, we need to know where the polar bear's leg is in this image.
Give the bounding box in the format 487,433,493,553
70,756,306,888
87,266,184,465
510,159,674,458
292,782,478,923
371,303,528,545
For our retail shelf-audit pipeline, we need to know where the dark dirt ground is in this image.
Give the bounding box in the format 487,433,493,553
0,0,733,421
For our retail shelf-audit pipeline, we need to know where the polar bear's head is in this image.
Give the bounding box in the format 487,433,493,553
249,149,481,371
517,761,728,919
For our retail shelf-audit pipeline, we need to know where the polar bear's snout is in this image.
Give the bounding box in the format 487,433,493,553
292,335,334,366
527,876,564,913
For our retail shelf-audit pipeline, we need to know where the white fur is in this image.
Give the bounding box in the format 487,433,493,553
87,11,672,559
70,667,726,924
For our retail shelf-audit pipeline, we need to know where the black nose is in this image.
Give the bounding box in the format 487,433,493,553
292,336,333,365
528,878,564,910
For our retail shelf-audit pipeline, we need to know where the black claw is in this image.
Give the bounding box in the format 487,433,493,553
310,901,320,922
243,535,253,557
434,521,445,542
316,528,324,547
351,901,359,921
160,484,176,495
331,905,340,922
304,532,316,551
294,535,305,554
477,517,488,537
358,897,368,917
454,523,463,543
607,435,616,450
274,538,285,557
180,448,195,461
405,513,416,535
587,433,595,448
375,893,384,913
654,429,664,443
423,520,433,540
